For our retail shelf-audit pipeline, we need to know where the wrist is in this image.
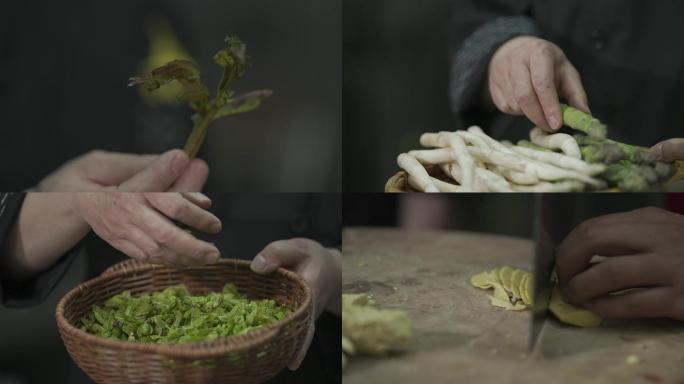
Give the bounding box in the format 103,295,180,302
323,247,342,316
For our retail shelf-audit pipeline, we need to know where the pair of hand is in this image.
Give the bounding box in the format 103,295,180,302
38,151,341,372
557,207,684,321
38,149,222,266
488,36,684,161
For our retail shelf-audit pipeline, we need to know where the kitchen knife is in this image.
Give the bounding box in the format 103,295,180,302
529,194,568,350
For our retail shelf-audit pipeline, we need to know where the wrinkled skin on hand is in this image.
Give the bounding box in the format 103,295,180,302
250,238,341,370
651,138,684,163
37,149,209,192
557,207,684,321
73,192,222,267
488,36,590,132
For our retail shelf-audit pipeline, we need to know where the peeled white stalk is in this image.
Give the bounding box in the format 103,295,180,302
439,163,486,192
397,154,439,192
508,144,605,175
467,126,517,155
409,175,461,192
408,148,453,164
511,180,585,192
467,147,605,188
466,127,540,185
441,163,512,192
419,132,449,148
409,149,510,191
441,132,476,191
530,127,581,159
494,165,539,185
456,130,490,150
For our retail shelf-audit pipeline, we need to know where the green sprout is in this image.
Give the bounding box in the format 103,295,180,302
80,284,290,343
128,35,273,158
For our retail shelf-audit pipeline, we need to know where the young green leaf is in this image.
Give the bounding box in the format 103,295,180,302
129,35,272,159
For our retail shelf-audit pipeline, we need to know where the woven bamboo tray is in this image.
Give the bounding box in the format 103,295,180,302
56,259,312,384
385,161,684,192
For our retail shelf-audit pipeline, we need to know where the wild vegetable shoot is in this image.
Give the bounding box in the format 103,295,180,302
128,35,272,158
80,284,290,343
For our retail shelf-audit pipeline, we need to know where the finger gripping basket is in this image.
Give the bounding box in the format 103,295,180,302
55,259,312,384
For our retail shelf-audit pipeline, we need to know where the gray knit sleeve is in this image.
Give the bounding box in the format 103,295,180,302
449,16,542,116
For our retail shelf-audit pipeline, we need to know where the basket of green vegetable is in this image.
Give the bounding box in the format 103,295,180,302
55,259,312,384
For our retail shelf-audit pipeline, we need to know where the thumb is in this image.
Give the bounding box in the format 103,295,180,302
251,239,309,274
651,138,684,163
118,149,189,192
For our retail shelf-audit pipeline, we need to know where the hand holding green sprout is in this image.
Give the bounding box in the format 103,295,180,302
129,35,272,158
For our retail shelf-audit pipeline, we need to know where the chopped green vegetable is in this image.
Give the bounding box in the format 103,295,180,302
560,103,607,139
80,284,290,343
575,135,656,165
128,35,273,158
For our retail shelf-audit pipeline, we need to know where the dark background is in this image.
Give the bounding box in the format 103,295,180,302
0,0,340,192
343,193,669,239
0,193,341,384
343,0,457,192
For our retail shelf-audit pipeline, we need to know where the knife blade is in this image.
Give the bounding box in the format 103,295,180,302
529,194,560,350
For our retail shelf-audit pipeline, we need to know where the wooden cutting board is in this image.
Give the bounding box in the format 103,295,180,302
342,228,684,384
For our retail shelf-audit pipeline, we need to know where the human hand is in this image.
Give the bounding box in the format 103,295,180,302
73,192,222,266
557,207,684,320
37,149,209,192
488,36,589,132
250,238,342,370
651,138,684,162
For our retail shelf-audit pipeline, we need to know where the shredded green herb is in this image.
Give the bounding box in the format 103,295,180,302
80,284,290,343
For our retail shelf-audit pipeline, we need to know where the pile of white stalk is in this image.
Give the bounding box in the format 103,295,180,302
397,126,607,192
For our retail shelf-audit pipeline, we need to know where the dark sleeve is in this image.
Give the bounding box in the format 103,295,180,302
0,193,77,308
448,0,542,117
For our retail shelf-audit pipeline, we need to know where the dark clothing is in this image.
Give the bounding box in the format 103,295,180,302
0,193,341,384
449,0,684,145
0,193,77,307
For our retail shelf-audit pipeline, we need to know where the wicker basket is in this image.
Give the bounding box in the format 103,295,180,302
56,259,312,384
385,165,450,193
385,161,684,192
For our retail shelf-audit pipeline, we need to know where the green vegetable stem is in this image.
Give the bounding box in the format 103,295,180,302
128,35,273,159
560,103,607,139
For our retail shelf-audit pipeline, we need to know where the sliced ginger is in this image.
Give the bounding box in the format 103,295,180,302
471,267,530,311
548,286,601,327
470,266,602,327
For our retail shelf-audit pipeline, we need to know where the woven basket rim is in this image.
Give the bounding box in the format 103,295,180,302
55,258,312,359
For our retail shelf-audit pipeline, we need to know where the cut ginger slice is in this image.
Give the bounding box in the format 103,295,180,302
549,286,602,327
519,273,531,305
470,266,601,327
470,271,496,289
509,269,525,303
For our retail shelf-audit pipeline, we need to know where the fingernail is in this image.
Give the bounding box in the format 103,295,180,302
211,220,222,233
251,254,271,273
191,192,211,204
548,115,559,129
170,150,188,175
206,250,220,264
